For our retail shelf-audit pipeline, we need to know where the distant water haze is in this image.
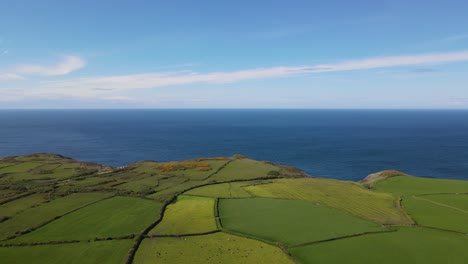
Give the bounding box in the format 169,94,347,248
0,109,467,181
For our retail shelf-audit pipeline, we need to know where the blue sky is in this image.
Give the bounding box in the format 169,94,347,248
1,0,468,108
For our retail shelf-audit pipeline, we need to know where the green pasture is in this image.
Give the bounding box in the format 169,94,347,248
245,178,412,224
184,181,255,198
149,195,216,235
0,192,110,240
219,198,383,245
0,193,48,219
13,196,162,242
374,176,468,196
403,196,467,233
0,162,44,174
210,159,279,181
134,232,294,264
289,227,468,264
0,240,133,264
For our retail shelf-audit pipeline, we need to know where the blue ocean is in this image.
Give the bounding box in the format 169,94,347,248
0,109,467,181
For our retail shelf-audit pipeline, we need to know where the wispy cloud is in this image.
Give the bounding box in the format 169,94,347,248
15,55,86,76
0,73,24,80
29,50,468,97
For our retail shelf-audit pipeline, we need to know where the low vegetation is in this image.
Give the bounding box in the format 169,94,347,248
0,153,466,264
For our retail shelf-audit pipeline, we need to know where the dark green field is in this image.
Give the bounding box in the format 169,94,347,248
0,153,466,263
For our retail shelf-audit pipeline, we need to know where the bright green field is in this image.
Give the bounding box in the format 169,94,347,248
134,232,294,264
402,196,468,233
245,178,412,224
423,193,468,211
0,193,110,240
219,198,383,245
13,196,163,242
0,162,43,174
0,240,133,264
374,176,468,196
210,159,279,181
116,177,159,192
149,195,216,235
0,193,48,219
288,227,468,264
184,182,255,198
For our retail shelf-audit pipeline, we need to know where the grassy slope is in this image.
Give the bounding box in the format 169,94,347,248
219,198,383,246
134,232,294,264
374,176,468,232
373,175,468,196
245,178,411,224
0,193,110,240
209,159,279,181
289,227,468,264
149,195,217,235
0,240,133,264
0,193,48,219
13,196,162,242
184,181,256,198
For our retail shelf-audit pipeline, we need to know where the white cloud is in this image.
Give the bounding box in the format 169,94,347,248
15,55,86,76
0,73,24,80
29,50,468,97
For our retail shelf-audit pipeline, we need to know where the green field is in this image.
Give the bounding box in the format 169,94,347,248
0,193,110,240
134,232,294,264
288,227,468,264
149,195,217,235
402,196,468,233
0,153,466,264
13,196,162,242
245,178,412,224
0,240,133,264
0,162,43,174
0,193,48,219
209,159,280,181
373,175,468,196
184,181,255,198
219,198,383,245
422,193,468,211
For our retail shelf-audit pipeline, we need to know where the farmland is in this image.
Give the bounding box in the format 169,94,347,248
149,195,217,235
219,198,384,245
134,232,294,264
0,153,466,264
288,227,468,264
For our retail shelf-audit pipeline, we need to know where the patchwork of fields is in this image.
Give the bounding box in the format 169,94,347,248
0,153,466,264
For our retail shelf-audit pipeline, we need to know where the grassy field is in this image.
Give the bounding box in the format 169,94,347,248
288,227,468,264
0,193,48,219
245,178,412,224
402,196,467,233
423,193,468,211
13,196,162,242
219,198,383,245
184,181,256,198
1,153,467,264
373,175,468,196
0,193,110,240
134,232,294,264
0,162,44,174
116,177,159,192
0,240,133,264
149,195,216,235
209,159,279,181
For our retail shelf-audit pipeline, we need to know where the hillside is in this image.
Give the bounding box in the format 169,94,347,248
0,154,466,264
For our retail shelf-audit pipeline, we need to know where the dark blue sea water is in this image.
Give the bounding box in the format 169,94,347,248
0,109,467,181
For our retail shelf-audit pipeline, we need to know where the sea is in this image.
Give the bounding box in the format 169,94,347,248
1,109,467,181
